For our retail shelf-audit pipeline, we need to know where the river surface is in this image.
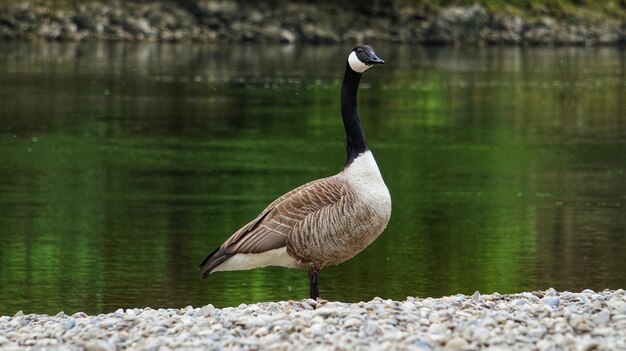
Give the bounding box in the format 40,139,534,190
0,43,625,315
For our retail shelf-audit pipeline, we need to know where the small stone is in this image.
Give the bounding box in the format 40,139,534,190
123,314,135,322
612,314,626,322
140,309,156,319
143,337,162,351
573,318,591,332
591,327,613,336
99,317,119,328
536,339,552,351
194,305,214,318
113,309,124,318
84,340,115,351
313,306,335,318
527,326,547,338
515,298,529,306
471,291,480,302
309,323,326,337
592,309,611,325
253,327,269,337
5,331,20,341
543,296,560,307
343,317,362,329
362,319,382,336
427,323,447,334
428,333,446,344
472,327,491,344
429,310,450,323
414,341,432,351
65,317,76,330
299,301,314,310
445,336,468,349
579,294,592,306
580,340,600,351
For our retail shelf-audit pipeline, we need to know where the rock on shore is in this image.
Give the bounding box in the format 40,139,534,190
0,1,625,45
1,289,626,350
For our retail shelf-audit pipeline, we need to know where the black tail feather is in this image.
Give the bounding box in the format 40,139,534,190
199,247,235,279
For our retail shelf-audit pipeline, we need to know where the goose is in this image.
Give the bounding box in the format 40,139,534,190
199,45,391,299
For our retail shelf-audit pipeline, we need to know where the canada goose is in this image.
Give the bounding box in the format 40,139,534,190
199,45,391,299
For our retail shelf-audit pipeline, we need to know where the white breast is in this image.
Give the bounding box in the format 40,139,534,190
340,151,391,216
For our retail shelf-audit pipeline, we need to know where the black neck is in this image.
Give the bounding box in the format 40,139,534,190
341,63,368,166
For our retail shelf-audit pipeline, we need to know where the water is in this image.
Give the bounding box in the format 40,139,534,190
0,43,624,316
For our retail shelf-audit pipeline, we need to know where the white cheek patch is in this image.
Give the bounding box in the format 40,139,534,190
348,51,372,73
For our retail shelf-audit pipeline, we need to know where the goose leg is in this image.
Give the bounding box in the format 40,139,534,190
308,270,320,299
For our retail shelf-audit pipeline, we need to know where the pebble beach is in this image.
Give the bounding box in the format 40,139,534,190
1,289,625,350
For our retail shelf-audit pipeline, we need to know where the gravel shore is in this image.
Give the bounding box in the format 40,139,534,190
1,289,625,350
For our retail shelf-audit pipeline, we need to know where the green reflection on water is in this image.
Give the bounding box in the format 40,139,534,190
0,43,624,315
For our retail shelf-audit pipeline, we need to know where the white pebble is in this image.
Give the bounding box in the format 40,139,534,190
309,323,326,337
313,306,335,318
592,310,611,325
543,296,560,307
113,309,124,318
362,319,382,336
445,336,468,349
84,340,115,351
65,317,76,330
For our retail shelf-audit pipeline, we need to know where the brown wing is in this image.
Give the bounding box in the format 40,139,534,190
199,176,346,277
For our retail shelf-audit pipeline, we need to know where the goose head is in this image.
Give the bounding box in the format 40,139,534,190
347,45,385,74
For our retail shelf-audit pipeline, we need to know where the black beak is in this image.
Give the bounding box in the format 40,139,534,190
367,54,385,65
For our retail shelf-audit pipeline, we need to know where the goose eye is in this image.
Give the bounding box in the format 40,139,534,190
357,48,363,54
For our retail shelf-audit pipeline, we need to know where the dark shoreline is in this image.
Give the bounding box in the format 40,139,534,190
0,1,625,45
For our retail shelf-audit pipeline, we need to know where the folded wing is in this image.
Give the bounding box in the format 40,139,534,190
199,176,345,277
